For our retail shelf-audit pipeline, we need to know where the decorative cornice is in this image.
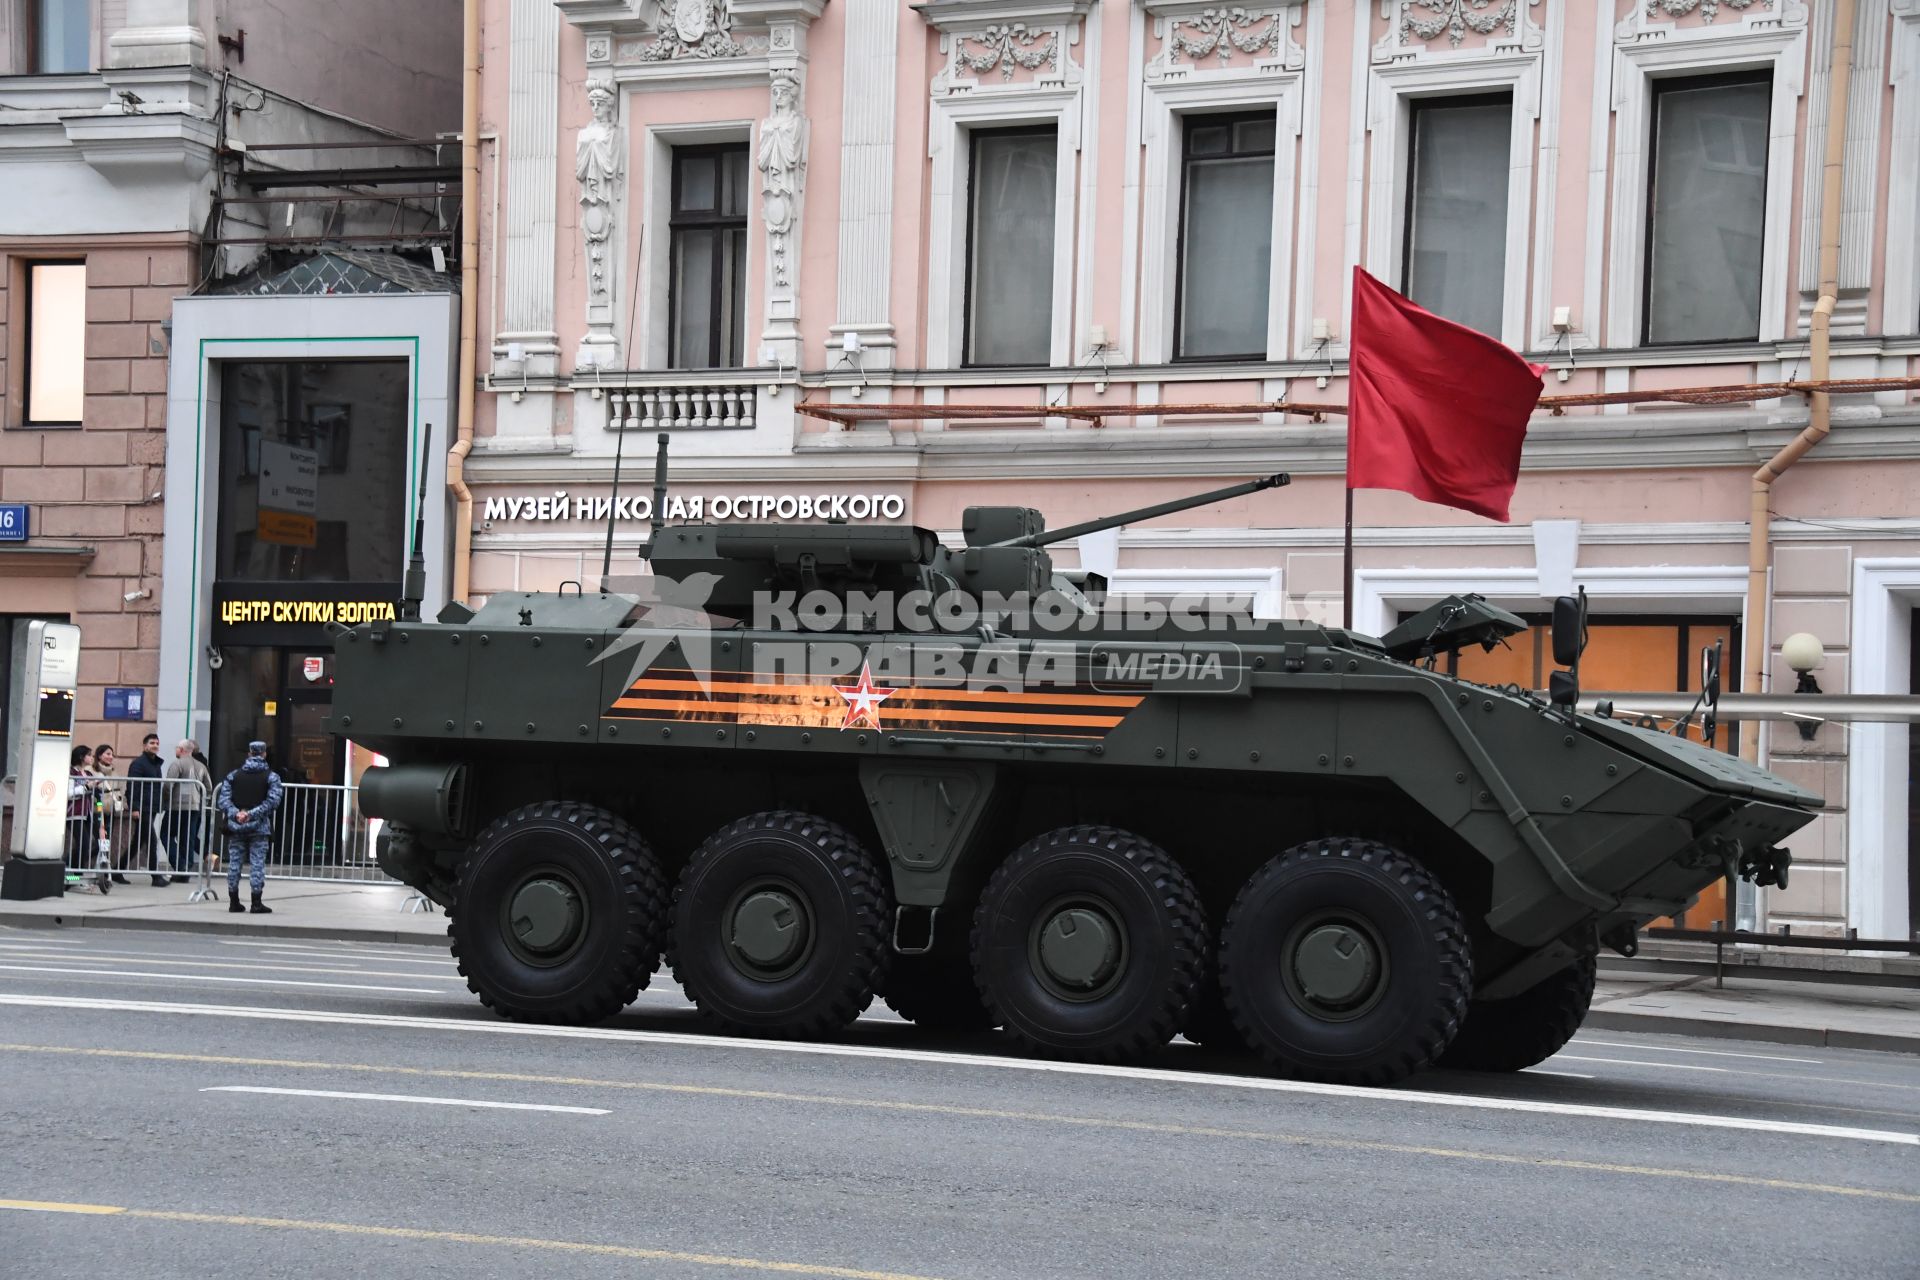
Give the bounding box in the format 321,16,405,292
1643,0,1764,21
1616,0,1807,44
926,3,1090,96
913,0,1093,31
1376,0,1543,62
1150,5,1304,72
561,0,822,72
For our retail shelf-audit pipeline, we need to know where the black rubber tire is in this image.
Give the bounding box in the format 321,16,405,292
1220,837,1471,1087
883,952,1000,1032
670,811,893,1039
971,825,1207,1062
450,801,668,1025
1439,950,1597,1072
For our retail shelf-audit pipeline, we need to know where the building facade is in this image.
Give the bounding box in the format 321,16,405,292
0,0,461,793
460,0,1918,937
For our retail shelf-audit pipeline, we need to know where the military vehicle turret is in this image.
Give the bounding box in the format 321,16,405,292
333,438,1812,1086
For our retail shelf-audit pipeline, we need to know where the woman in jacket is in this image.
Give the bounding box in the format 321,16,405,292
91,743,131,885
66,745,96,880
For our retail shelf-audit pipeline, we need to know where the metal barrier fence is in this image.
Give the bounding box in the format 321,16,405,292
56,772,395,896
59,773,212,896
264,782,386,884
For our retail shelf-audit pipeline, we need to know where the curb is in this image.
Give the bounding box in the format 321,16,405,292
1584,1009,1920,1057
0,909,447,949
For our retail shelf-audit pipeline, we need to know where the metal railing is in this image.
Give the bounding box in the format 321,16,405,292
260,782,385,884
1641,924,1920,988
53,774,398,897
58,773,212,896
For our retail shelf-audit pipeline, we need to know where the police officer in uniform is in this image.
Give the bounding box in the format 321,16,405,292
216,741,283,914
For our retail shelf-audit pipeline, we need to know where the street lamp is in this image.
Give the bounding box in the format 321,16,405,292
1781,631,1824,741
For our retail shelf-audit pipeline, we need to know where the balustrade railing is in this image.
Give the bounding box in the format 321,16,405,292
608,384,758,431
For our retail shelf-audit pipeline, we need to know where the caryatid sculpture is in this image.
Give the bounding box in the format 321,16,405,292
576,77,623,364
757,70,806,291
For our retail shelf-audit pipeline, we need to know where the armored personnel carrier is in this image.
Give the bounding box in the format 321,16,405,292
334,440,1812,1086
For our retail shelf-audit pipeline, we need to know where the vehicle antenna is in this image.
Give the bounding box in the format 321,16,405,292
599,414,629,594
649,431,670,546
400,423,434,621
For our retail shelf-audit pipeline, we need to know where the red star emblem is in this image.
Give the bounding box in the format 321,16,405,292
833,662,896,730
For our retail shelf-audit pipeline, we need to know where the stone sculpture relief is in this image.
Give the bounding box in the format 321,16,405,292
758,70,807,292
576,77,623,366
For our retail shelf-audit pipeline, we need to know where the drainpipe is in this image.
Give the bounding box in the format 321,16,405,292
1743,0,1855,763
450,0,481,605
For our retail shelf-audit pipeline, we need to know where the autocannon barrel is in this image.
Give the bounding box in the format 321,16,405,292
989,473,1289,550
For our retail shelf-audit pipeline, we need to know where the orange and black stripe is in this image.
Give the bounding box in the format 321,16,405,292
608,672,1145,739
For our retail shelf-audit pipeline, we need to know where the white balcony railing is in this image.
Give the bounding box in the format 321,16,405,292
607,384,758,431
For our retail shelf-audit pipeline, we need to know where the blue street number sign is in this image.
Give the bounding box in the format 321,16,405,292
103,687,147,721
0,503,27,543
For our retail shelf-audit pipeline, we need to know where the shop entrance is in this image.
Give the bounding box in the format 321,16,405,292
209,646,340,786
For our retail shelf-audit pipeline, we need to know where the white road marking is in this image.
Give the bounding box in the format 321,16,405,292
202,1086,608,1115
253,949,454,967
1556,1055,1730,1074
1521,1069,1596,1080
1571,1038,1824,1066
211,940,447,962
0,966,439,996
0,949,462,982
5,992,1914,1147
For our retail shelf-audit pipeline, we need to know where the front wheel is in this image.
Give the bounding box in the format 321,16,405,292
1439,950,1597,1072
1220,837,1471,1086
450,802,669,1024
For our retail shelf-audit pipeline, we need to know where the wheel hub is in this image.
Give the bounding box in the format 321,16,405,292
1282,921,1390,1020
729,888,809,973
509,878,582,956
1036,905,1123,994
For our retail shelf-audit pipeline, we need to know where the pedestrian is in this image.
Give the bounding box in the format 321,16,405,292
66,745,99,884
91,743,131,885
216,740,283,914
126,732,169,887
163,738,212,884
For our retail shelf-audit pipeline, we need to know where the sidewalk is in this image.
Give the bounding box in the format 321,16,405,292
0,879,446,947
1589,969,1920,1055
2,883,1916,1053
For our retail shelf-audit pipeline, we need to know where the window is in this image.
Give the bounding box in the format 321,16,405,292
1403,94,1511,337
668,144,748,370
1176,112,1275,361
1645,73,1770,345
216,360,409,584
25,261,85,425
29,0,89,73
965,126,1057,367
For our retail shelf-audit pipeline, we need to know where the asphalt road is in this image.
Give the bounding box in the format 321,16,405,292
0,926,1916,1279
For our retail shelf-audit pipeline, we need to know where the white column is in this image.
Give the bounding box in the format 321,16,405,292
495,0,562,379
108,0,207,69
828,0,900,367
1796,0,1886,336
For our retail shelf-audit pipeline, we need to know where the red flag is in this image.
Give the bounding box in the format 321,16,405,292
1347,267,1544,522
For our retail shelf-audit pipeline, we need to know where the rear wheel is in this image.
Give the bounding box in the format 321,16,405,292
1439,950,1597,1072
1220,836,1470,1086
450,802,668,1024
671,811,893,1038
972,825,1206,1062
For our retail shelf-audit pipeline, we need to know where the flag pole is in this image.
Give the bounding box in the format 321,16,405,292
1343,410,1356,629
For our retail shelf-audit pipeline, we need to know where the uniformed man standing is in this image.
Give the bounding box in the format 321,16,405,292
216,741,283,914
